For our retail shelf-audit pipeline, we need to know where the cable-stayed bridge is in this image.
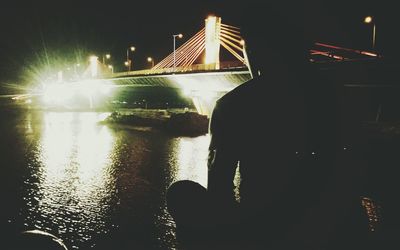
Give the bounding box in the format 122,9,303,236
89,16,253,115
15,16,383,116
87,16,380,116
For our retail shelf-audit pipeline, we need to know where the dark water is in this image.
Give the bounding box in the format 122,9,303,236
0,109,210,249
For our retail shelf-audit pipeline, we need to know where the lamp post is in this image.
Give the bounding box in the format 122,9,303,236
126,46,135,71
364,16,376,50
102,54,111,65
173,33,183,72
147,57,154,68
108,65,114,74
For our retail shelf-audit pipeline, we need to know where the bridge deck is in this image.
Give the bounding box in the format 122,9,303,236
100,64,252,93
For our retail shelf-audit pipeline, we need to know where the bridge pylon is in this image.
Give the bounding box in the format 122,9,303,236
205,16,221,70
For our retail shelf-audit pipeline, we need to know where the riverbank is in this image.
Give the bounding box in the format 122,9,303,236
99,108,210,137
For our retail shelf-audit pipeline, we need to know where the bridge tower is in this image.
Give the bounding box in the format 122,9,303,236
205,16,221,70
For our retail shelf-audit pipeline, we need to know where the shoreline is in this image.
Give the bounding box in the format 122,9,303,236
99,109,210,137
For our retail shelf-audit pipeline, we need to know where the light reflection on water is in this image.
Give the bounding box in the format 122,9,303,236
154,135,210,249
18,111,212,249
24,112,116,247
169,135,210,188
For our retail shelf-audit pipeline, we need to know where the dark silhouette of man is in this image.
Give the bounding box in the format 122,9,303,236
168,3,370,249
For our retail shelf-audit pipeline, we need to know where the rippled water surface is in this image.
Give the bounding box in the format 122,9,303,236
0,110,209,249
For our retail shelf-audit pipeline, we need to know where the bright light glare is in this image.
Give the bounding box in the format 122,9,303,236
89,56,98,77
89,56,98,63
79,82,96,98
170,135,210,187
173,73,246,116
99,84,112,95
196,90,216,102
42,84,74,105
34,112,116,238
364,16,373,23
76,81,113,98
40,80,114,108
182,87,192,97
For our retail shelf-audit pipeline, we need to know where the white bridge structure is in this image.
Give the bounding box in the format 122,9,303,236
89,16,253,116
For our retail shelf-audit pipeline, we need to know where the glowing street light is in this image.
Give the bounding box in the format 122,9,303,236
364,16,372,24
126,46,135,71
102,53,111,64
147,57,154,68
108,65,114,74
173,33,183,72
364,16,376,49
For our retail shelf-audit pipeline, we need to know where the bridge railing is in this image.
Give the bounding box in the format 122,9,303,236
103,61,248,79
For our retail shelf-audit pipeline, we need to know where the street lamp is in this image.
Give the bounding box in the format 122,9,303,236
147,57,154,68
126,46,135,71
102,53,111,64
108,65,114,74
364,16,376,49
173,33,183,72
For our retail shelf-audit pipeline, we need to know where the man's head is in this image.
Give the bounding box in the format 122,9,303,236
238,3,315,76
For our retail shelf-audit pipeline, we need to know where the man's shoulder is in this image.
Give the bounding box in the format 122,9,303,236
216,78,262,108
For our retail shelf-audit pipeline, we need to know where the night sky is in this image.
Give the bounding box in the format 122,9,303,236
0,0,399,87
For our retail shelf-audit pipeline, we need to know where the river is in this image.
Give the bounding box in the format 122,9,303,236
0,109,210,249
